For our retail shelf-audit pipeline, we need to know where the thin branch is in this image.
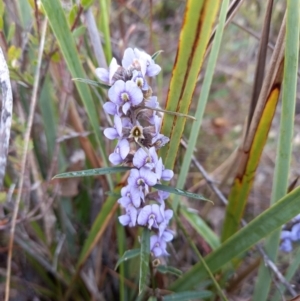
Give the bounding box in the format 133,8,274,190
4,19,48,301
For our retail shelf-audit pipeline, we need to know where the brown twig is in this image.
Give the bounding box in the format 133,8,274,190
4,19,48,301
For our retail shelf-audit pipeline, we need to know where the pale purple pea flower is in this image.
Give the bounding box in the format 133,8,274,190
128,167,157,206
158,210,173,236
151,133,170,149
103,101,118,116
103,115,123,140
95,57,120,85
109,139,130,165
132,70,149,91
118,204,138,227
280,230,293,252
133,146,158,169
161,229,174,242
146,190,170,204
150,235,168,257
122,48,161,77
291,223,300,241
137,204,164,229
155,158,174,181
108,80,143,114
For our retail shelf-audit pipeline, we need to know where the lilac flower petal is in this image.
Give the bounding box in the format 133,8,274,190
281,230,292,239
122,102,131,114
133,148,147,168
118,196,131,207
103,102,117,115
128,168,140,186
122,117,132,128
119,214,130,226
152,134,170,149
164,209,173,221
291,223,300,241
118,139,130,159
162,169,174,181
133,147,158,169
159,222,168,237
152,204,164,223
155,158,163,180
109,152,122,165
280,238,293,252
146,64,161,77
122,48,135,69
134,48,148,76
125,81,143,106
95,68,109,83
132,70,149,91
130,186,143,208
121,185,131,197
150,235,168,257
104,128,118,140
114,115,123,137
108,80,125,105
139,167,157,186
158,191,170,201
146,96,159,109
137,205,152,226
128,206,137,227
162,230,174,242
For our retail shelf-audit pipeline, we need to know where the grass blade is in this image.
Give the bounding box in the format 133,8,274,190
163,291,212,301
153,184,211,202
180,207,220,250
159,0,221,170
53,166,131,179
115,249,140,270
40,0,112,188
221,61,284,241
221,12,286,241
169,185,300,291
253,1,300,299
139,228,150,295
173,0,229,211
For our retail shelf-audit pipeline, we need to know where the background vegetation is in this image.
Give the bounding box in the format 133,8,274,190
1,0,300,300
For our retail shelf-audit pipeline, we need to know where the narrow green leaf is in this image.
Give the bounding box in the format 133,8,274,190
174,0,229,210
40,0,113,188
160,0,221,169
139,228,150,295
77,187,120,268
253,1,300,299
99,0,112,62
53,166,131,179
157,265,182,277
181,207,220,250
115,249,140,270
163,291,212,301
153,184,211,202
72,77,110,89
169,185,300,291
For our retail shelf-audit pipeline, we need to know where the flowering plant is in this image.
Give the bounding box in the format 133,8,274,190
96,48,175,259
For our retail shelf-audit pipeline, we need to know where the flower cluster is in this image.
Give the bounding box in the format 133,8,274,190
280,214,300,252
96,48,174,258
